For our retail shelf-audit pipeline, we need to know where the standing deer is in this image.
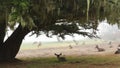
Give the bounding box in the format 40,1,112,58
69,45,73,49
54,53,66,62
108,41,112,45
108,41,112,48
37,42,41,48
95,45,105,52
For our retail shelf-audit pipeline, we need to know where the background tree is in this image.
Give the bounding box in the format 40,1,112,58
0,0,120,61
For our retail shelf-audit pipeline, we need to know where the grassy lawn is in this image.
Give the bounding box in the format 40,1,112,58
1,55,120,68
2,39,117,68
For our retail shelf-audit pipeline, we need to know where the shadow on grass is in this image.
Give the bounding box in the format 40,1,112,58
1,55,120,68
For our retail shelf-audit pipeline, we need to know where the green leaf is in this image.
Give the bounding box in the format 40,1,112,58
27,16,36,30
20,17,26,28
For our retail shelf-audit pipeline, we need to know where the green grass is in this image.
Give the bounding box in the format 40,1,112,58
10,39,118,68
1,55,120,68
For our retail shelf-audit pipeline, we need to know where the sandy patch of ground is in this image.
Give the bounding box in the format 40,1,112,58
16,42,120,58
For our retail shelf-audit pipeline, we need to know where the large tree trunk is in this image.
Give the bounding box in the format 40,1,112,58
0,24,30,61
0,20,6,46
0,20,6,61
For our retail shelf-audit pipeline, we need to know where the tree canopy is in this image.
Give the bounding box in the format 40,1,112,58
0,0,120,39
0,0,120,61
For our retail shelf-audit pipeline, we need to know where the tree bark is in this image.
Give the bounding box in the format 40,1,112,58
0,20,6,46
0,24,30,61
0,20,6,61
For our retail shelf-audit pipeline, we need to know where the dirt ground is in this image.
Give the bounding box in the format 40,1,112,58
16,42,120,58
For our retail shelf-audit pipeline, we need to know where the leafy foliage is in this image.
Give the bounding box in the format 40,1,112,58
1,0,120,39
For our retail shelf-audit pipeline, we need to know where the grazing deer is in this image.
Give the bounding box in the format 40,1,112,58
37,42,41,48
33,41,41,48
115,48,120,54
69,45,73,49
33,41,38,44
54,53,66,62
95,45,105,52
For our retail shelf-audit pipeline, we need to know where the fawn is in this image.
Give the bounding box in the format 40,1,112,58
54,53,66,62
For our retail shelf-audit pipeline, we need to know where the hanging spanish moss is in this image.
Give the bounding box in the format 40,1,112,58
0,0,120,38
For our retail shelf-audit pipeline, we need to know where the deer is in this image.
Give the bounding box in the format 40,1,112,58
54,53,66,62
33,41,41,48
108,41,112,45
108,41,113,48
69,45,73,49
37,42,41,48
115,48,120,54
95,45,105,52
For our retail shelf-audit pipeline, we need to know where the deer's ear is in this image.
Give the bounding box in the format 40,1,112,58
54,53,57,55
60,53,62,55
